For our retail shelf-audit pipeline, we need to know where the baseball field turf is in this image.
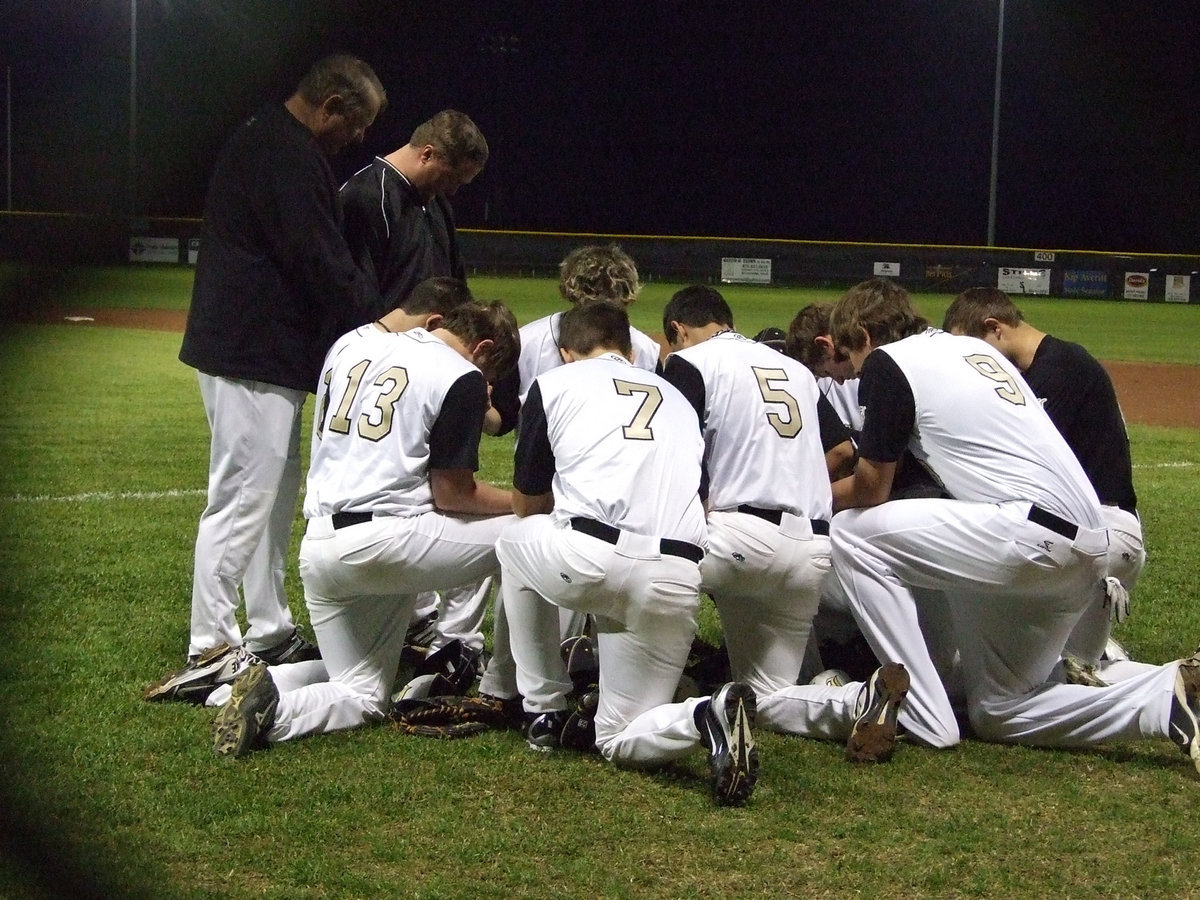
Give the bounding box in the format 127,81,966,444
1,265,1199,898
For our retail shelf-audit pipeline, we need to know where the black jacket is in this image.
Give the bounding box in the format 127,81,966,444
180,103,378,392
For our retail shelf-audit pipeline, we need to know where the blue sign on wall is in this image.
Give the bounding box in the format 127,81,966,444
1063,270,1108,298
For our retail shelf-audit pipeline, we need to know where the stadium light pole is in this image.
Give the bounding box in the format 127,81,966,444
986,0,1005,246
129,0,138,219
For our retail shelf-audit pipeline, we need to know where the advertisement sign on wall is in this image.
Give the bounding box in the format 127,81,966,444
1123,272,1150,300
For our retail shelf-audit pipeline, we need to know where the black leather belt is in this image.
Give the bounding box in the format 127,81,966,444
332,511,374,529
736,504,830,536
1027,504,1078,541
569,517,704,563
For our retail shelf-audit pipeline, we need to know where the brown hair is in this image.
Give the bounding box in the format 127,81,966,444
558,244,640,307
941,287,1024,338
829,278,927,353
443,301,520,382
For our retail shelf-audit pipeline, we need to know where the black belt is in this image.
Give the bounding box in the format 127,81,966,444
736,505,830,536
332,511,374,530
1027,504,1078,541
569,517,704,564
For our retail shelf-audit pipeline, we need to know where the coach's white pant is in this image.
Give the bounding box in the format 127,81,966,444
834,498,1180,749
1063,506,1147,666
261,511,513,744
702,509,865,737
189,374,303,657
498,515,710,768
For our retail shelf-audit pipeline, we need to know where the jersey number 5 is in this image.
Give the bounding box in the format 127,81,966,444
753,366,802,438
319,359,410,441
614,379,663,441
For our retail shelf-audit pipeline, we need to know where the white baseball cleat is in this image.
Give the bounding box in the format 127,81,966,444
1169,658,1200,775
143,643,258,704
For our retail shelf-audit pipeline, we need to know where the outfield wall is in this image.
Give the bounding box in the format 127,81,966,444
1,212,1196,302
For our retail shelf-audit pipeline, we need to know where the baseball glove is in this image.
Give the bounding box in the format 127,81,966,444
390,694,516,739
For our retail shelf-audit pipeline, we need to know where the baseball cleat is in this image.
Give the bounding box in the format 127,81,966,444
1168,658,1200,775
699,682,759,807
560,691,600,752
523,709,570,752
560,634,600,696
809,668,852,688
404,609,440,651
212,662,279,758
253,628,321,666
143,643,258,704
1061,655,1108,688
845,663,909,763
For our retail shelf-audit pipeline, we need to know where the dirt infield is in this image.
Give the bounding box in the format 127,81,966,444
49,307,1200,429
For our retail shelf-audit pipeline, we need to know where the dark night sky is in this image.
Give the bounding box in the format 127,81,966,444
1,1,1197,253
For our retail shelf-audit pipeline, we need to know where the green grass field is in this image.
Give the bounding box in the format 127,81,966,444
2,266,1199,898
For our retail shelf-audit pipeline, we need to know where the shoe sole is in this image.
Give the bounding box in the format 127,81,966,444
142,643,235,703
212,665,278,758
846,663,909,763
711,683,759,807
1169,661,1200,774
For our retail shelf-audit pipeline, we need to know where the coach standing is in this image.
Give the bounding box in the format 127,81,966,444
176,55,386,670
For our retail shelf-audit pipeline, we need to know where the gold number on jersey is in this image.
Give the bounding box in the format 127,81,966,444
327,359,370,435
752,366,803,438
614,379,663,440
316,367,334,439
325,359,411,441
964,353,1026,406
359,366,409,441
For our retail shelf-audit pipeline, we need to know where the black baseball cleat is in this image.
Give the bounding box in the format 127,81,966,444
560,691,600,752
845,663,909,763
212,662,280,758
560,635,600,696
254,629,321,666
698,682,759,806
143,643,258,704
1169,657,1200,774
523,710,570,752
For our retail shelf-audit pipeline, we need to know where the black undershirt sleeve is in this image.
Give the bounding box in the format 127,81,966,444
855,350,916,464
429,371,488,471
513,381,556,495
816,392,852,452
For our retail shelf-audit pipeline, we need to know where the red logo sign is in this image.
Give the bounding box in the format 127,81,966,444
1126,274,1148,287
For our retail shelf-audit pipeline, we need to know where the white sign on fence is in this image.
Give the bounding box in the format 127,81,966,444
188,238,201,265
1123,272,1150,300
997,267,1050,295
1165,274,1190,303
129,236,179,264
873,261,901,277
720,257,772,284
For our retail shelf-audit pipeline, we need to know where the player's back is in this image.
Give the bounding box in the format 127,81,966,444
878,329,1100,526
530,353,705,544
305,326,481,518
666,332,832,520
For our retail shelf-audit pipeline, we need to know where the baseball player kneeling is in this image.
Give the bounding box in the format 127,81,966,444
497,301,759,806
209,301,520,757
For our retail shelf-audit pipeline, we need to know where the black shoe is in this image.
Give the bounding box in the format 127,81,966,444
254,629,320,666
524,710,570,752
560,635,600,696
560,691,600,752
698,682,758,806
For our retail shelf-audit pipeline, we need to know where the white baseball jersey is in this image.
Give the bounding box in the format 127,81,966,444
304,325,488,518
515,352,706,544
864,329,1101,527
663,331,832,520
517,311,662,404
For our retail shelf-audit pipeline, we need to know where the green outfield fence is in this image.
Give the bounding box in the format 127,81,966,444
1,211,1197,302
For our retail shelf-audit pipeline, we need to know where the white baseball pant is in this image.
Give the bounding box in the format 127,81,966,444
260,510,513,743
189,373,303,657
497,515,711,767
